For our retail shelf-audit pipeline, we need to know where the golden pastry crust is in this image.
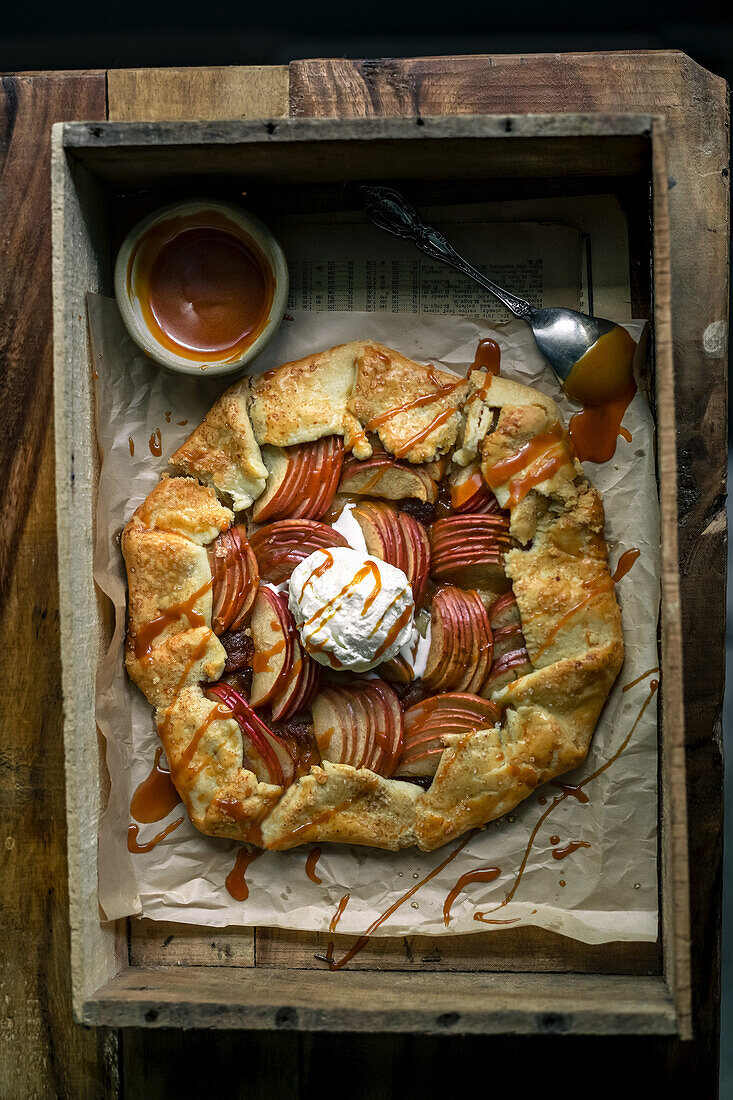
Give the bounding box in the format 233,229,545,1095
248,341,372,458
123,345,624,852
171,378,268,511
352,344,470,463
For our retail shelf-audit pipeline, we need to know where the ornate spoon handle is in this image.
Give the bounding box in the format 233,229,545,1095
361,185,533,320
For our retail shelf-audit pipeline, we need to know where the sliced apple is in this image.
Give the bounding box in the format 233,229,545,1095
310,680,402,777
430,514,513,585
249,586,296,707
253,437,344,523
340,455,438,503
352,679,404,777
291,436,344,519
312,688,349,760
205,682,296,787
208,525,259,635
270,636,322,722
350,501,430,604
395,692,501,779
250,520,349,584
399,511,431,605
482,646,533,694
449,461,502,515
379,654,414,684
422,586,493,694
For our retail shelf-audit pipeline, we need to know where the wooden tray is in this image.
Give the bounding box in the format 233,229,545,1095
52,112,690,1036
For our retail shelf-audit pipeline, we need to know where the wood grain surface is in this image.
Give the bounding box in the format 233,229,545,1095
0,53,727,1097
0,71,118,1098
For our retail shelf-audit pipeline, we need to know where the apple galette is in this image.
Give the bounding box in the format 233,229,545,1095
123,341,623,852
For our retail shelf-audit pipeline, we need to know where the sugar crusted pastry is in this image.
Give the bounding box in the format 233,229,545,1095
123,342,623,851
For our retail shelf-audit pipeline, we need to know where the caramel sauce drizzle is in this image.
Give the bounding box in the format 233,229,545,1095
158,630,213,741
127,817,183,853
622,666,660,693
564,327,638,464
532,580,614,662
225,847,263,901
365,367,463,431
318,831,475,970
612,547,640,583
149,428,162,457
474,678,658,924
329,893,350,932
300,550,335,595
130,746,181,824
133,577,213,664
306,847,323,884
450,470,484,510
302,563,387,667
252,636,287,673
471,338,501,376
442,866,501,926
484,425,573,506
393,407,455,459
551,840,591,860
175,700,233,781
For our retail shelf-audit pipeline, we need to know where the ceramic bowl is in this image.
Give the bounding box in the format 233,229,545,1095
114,199,288,377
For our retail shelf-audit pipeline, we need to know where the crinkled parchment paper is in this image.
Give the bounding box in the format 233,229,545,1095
93,296,658,942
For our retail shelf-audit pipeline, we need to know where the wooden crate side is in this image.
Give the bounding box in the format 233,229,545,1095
51,125,125,1015
255,926,660,974
130,920,255,967
651,118,692,1040
82,966,677,1035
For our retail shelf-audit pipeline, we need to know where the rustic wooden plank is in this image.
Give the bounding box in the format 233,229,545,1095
130,919,255,967
256,926,660,974
107,66,289,122
289,48,727,1091
0,70,118,1099
85,967,677,1035
651,116,692,1039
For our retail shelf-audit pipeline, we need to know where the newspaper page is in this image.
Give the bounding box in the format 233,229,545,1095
274,221,581,320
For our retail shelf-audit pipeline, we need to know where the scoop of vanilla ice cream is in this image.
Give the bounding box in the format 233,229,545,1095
288,546,414,672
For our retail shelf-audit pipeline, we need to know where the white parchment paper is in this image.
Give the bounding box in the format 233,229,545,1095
93,296,658,942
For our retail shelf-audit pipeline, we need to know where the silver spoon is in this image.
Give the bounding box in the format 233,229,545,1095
361,185,617,385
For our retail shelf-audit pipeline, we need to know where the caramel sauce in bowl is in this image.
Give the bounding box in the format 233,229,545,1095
114,200,288,376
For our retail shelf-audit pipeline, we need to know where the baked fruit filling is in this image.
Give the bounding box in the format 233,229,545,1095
123,341,623,851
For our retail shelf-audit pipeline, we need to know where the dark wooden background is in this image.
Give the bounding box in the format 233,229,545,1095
0,53,727,1097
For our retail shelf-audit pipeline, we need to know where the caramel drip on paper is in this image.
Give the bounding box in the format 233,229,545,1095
474,678,658,924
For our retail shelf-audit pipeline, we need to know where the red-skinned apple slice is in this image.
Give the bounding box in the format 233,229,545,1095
249,587,296,707
379,654,414,684
205,682,296,787
254,438,343,523
229,527,259,630
208,525,259,634
440,586,474,691
422,589,457,691
270,638,322,721
250,520,348,584
482,647,533,694
294,436,344,519
251,446,295,522
398,511,431,604
312,688,350,763
449,461,502,514
464,590,494,694
355,680,403,777
395,692,501,778
339,456,438,503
